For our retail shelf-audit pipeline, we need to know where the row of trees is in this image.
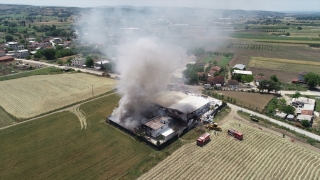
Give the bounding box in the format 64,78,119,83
34,46,76,60
304,72,320,89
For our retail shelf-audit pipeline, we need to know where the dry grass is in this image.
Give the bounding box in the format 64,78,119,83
139,120,320,180
251,56,320,65
216,91,274,110
0,73,116,119
248,57,320,73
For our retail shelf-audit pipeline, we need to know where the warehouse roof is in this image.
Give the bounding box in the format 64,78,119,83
168,96,210,114
151,91,188,108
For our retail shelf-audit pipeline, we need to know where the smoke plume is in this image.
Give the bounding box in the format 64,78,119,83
111,37,184,128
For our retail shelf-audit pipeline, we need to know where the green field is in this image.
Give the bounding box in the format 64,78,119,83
203,55,232,67
0,94,190,179
0,67,64,82
0,94,152,179
0,106,16,128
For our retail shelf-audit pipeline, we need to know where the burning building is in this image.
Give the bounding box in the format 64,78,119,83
108,90,212,146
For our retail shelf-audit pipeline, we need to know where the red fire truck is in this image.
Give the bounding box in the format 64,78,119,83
196,132,211,146
228,128,243,140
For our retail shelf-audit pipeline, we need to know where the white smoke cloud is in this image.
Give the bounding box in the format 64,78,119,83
111,37,184,128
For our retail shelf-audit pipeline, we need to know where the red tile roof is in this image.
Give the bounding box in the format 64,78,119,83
0,56,14,62
301,110,313,115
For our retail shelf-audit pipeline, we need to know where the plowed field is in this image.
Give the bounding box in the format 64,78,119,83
139,121,320,180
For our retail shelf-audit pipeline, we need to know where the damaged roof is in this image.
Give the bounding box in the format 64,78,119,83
144,117,165,130
168,96,210,114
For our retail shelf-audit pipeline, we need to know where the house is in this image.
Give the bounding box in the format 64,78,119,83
144,117,171,138
275,112,287,119
232,70,252,75
233,64,246,70
254,75,267,86
0,56,14,62
5,42,24,50
291,97,316,107
297,114,313,122
228,80,239,89
16,50,29,58
71,58,86,66
207,75,224,86
292,71,308,83
52,38,62,43
209,66,221,75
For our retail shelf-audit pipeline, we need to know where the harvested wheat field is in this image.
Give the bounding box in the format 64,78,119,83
139,120,320,180
0,73,115,119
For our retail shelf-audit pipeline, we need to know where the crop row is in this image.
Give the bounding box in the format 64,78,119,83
227,43,285,51
139,121,320,180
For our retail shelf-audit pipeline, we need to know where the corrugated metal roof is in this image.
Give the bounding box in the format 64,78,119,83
168,96,209,114
144,117,165,130
151,91,188,108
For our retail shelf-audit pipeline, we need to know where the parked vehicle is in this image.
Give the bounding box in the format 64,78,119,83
196,132,211,146
250,114,259,122
228,128,243,140
205,123,222,131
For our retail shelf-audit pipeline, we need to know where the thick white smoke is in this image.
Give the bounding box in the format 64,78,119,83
111,37,184,128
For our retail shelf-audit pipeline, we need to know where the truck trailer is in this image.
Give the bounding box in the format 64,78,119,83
197,132,211,146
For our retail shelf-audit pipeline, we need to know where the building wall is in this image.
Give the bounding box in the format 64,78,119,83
71,59,85,66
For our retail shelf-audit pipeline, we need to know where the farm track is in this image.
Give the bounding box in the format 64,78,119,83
139,115,320,180
69,106,87,129
0,92,116,131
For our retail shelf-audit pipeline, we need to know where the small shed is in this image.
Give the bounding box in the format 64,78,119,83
275,112,287,119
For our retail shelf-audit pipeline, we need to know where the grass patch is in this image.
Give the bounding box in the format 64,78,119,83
0,94,187,179
248,56,320,74
0,106,16,128
0,67,64,81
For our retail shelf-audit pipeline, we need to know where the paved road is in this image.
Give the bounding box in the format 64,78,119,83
280,90,320,96
15,58,106,76
228,103,320,141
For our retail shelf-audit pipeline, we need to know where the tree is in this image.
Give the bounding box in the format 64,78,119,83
304,72,320,89
5,35,13,42
56,59,63,65
292,91,301,98
297,27,302,30
280,105,295,114
241,75,254,83
301,120,311,128
270,75,279,83
66,57,73,65
85,56,94,67
43,49,56,60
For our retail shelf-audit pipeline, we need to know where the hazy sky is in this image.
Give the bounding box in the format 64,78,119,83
1,0,320,11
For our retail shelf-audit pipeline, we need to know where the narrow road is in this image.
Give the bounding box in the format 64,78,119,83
227,103,320,141
280,90,320,96
15,58,108,76
0,92,116,131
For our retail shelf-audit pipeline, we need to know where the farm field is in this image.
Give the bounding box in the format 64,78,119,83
0,106,16,128
0,94,155,180
248,67,298,83
227,43,285,51
229,55,250,67
215,91,275,111
248,56,320,74
0,73,116,119
202,55,232,67
139,120,320,180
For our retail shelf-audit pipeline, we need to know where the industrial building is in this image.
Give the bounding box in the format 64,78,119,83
108,90,221,147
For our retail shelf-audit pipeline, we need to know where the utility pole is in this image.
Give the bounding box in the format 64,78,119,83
91,84,94,97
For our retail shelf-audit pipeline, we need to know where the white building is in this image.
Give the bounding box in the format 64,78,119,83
71,58,86,66
16,49,29,58
144,117,173,139
233,70,252,75
5,42,24,50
